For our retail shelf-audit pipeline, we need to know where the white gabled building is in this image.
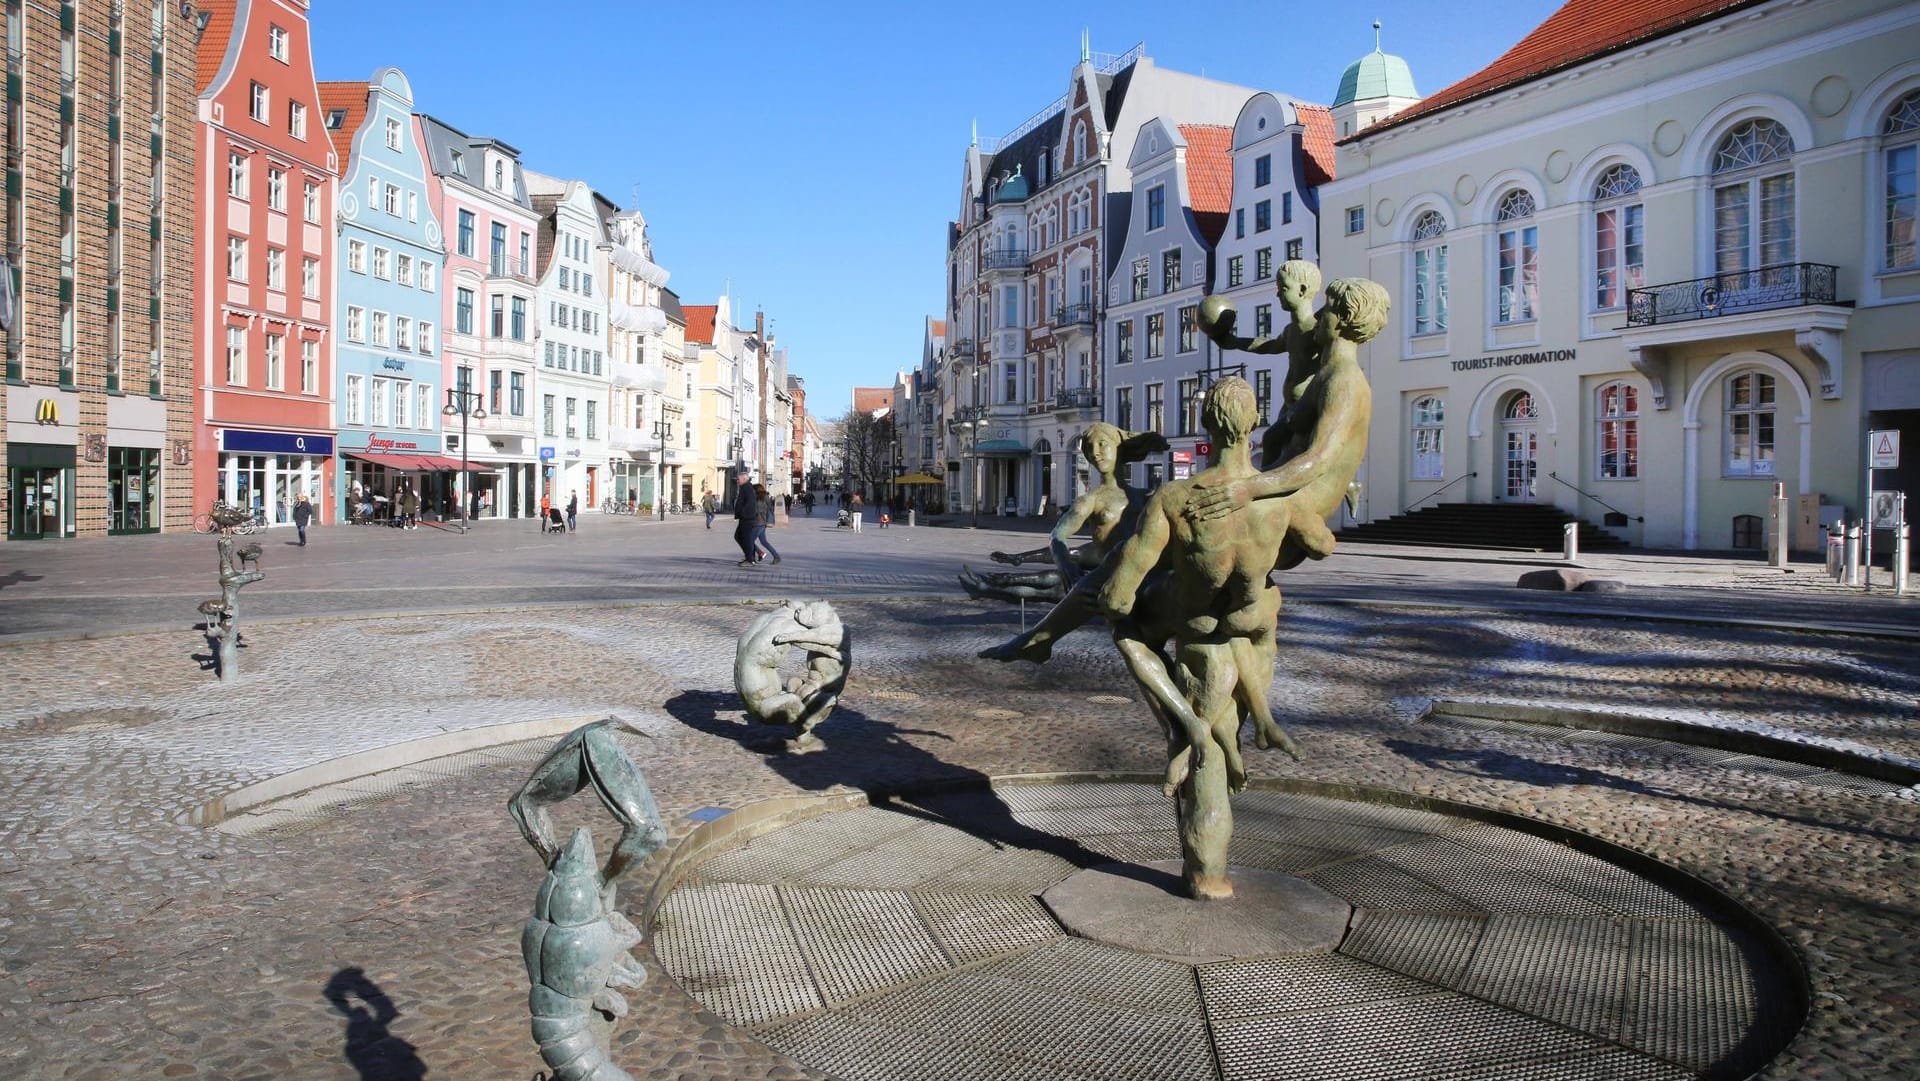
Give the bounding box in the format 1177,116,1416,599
525,172,610,510
596,199,681,509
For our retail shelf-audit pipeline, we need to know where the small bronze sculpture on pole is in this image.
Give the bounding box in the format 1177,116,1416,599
198,502,263,683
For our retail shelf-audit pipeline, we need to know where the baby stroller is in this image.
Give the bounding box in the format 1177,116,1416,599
546,507,567,535
835,508,854,529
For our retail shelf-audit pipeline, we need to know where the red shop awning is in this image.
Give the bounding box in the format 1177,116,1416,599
345,451,471,471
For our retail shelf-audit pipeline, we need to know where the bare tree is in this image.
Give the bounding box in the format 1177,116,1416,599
833,409,895,499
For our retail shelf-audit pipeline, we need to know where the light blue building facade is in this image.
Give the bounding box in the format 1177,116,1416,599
325,69,450,521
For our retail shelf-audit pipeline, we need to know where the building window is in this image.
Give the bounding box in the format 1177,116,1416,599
1282,192,1292,225
1177,377,1200,436
394,378,412,426
511,372,525,416
345,374,365,424
301,339,318,394
490,294,505,337
1146,383,1165,433
227,152,248,199
1146,185,1165,230
225,326,245,384
1596,381,1638,480
1254,370,1273,423
249,81,268,122
1178,305,1198,352
419,263,434,292
1495,189,1539,323
1002,363,1017,403
227,236,247,281
1712,118,1794,274
450,149,465,175
1724,372,1775,477
1882,90,1920,270
1116,319,1133,365
303,181,319,223
265,247,284,291
1411,395,1444,480
371,246,390,280
455,288,474,334
348,239,366,273
1254,304,1272,337
1255,199,1271,233
1285,238,1303,261
417,321,433,354
370,377,390,426
1227,256,1243,288
489,369,503,415
1131,258,1150,301
1146,312,1164,359
1162,248,1181,293
1255,247,1273,280
511,296,527,340
417,384,432,429
394,316,412,351
1235,208,1245,239
370,310,389,347
586,400,597,440
1592,164,1644,310
383,183,400,216
1116,385,1133,430
395,253,413,286
1411,210,1449,335
543,394,555,436
267,24,288,62
266,167,285,211
1346,206,1364,234
384,117,401,151
457,210,475,256
288,101,306,140
300,254,319,297
345,305,364,342
490,221,507,273
1254,154,1271,188
565,397,578,437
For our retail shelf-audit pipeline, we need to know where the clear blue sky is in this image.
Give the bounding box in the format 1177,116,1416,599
312,0,1565,419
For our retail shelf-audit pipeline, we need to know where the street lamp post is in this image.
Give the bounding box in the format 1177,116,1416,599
653,418,671,521
442,388,486,533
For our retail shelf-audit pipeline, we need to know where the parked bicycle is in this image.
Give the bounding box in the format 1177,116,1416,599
600,498,632,515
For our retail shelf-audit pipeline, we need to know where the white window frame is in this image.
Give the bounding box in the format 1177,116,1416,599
345,305,365,342
303,180,319,223
416,384,433,430
371,310,389,348
384,117,402,151
1494,189,1539,324
417,321,434,354
1710,118,1795,276
302,257,318,299
288,101,306,140
1880,89,1920,272
227,152,249,199
348,239,367,274
1591,165,1644,311
395,253,413,286
370,377,390,427
227,236,247,281
1411,395,1444,480
267,24,288,62
301,339,318,394
265,247,284,291
372,246,390,280
265,166,285,211
345,374,365,424
394,378,412,427
384,183,401,216
1410,210,1449,337
394,315,412,352
263,331,284,390
1596,380,1639,481
1723,371,1776,478
418,262,435,292
225,326,245,384
249,81,269,123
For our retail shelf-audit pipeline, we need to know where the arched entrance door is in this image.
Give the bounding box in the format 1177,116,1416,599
1501,392,1539,502
1035,438,1053,514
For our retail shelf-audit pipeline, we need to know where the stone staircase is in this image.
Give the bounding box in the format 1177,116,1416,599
1335,501,1631,552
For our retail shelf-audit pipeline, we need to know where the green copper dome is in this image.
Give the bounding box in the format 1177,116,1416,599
1333,47,1417,107
993,168,1030,203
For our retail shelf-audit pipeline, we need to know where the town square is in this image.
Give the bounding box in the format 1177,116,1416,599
2,0,1918,1078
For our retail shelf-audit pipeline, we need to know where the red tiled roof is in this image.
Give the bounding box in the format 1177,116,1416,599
1178,125,1233,216
683,305,717,345
194,0,237,94
316,81,367,172
853,388,892,414
1296,104,1336,186
1356,0,1764,140
930,319,947,336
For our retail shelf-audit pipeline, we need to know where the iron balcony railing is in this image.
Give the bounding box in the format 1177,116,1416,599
1054,303,1095,328
489,256,536,283
984,248,1029,270
949,338,976,358
1054,387,1099,411
1625,263,1839,327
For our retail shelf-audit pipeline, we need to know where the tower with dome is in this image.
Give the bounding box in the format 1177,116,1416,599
1331,21,1422,139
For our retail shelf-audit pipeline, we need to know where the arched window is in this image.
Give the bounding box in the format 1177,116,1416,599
1504,392,1537,422
1410,395,1444,480
1494,190,1538,323
1724,371,1776,477
1410,211,1448,335
1882,89,1920,271
1592,165,1644,310
1595,380,1639,480
1712,119,1794,275
1074,120,1088,164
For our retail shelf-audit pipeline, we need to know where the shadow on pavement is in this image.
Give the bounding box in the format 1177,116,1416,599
660,689,1111,868
323,967,428,1081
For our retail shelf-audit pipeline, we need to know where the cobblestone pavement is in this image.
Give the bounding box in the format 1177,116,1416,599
0,594,1916,1080
0,512,1913,640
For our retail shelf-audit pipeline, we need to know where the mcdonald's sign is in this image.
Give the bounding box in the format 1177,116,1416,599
35,398,58,424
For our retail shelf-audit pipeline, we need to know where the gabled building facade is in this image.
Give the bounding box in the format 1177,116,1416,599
321,69,450,520
3,0,199,539
1105,120,1231,487
946,43,1268,516
418,113,540,519
1323,0,1920,552
192,0,337,529
598,199,679,509
526,171,609,509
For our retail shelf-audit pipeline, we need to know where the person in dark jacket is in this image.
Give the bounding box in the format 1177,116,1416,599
566,491,579,533
731,471,759,565
752,483,782,565
292,494,313,545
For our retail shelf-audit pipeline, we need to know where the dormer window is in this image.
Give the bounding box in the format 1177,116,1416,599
326,109,347,130
493,159,504,190
450,149,466,176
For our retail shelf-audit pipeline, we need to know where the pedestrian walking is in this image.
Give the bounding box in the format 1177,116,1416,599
293,493,313,545
849,491,864,533
469,487,482,522
540,493,552,533
731,470,760,565
400,485,419,530
782,492,793,518
702,489,718,529
566,491,579,533
753,483,782,565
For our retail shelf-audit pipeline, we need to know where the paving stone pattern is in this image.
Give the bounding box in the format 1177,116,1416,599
0,598,1915,1079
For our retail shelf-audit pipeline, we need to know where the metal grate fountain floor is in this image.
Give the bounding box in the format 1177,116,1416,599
650,780,1803,1081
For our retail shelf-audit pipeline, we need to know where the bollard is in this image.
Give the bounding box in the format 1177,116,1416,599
1895,523,1911,596
908,509,916,528
1768,481,1789,568
1845,522,1862,587
1562,521,1579,562
1826,524,1844,581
